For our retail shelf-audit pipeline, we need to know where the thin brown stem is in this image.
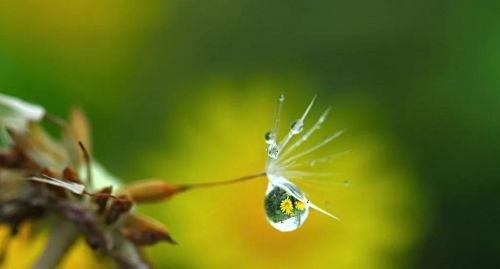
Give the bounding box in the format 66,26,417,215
78,141,92,186
180,172,267,190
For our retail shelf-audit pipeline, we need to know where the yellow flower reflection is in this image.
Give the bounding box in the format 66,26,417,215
280,196,295,216
295,201,305,211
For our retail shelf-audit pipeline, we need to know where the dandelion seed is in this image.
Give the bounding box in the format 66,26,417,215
264,94,343,232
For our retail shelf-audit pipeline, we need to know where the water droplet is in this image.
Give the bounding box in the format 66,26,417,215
264,182,309,232
267,143,280,159
264,131,276,144
343,180,350,187
290,120,304,134
309,159,316,166
279,94,285,102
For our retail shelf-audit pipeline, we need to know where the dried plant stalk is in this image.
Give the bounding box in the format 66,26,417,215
0,94,181,268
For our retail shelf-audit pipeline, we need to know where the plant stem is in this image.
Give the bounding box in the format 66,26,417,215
180,172,266,190
32,220,78,269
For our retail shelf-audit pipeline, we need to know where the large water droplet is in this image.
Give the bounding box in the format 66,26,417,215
290,119,304,134
264,131,276,144
264,182,309,232
267,143,280,159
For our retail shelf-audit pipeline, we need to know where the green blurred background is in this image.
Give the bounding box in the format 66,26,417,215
0,1,498,268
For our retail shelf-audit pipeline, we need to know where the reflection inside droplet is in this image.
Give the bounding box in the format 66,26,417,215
290,119,304,134
264,131,276,144
264,182,309,232
267,143,280,159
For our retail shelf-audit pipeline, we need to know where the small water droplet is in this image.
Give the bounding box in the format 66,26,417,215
279,94,285,102
267,143,280,159
309,160,316,166
290,119,304,134
264,131,276,144
343,180,350,187
264,182,309,232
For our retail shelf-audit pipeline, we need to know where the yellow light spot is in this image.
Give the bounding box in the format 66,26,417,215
295,201,305,211
280,196,295,216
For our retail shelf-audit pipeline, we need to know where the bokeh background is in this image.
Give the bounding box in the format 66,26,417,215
0,1,499,268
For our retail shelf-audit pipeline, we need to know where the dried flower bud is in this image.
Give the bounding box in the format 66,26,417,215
62,167,81,183
120,180,185,203
40,167,58,177
92,186,113,215
121,214,176,245
0,146,36,169
105,194,133,225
